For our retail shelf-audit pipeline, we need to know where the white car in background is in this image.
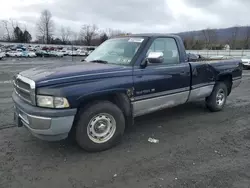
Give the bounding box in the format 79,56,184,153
59,49,68,56
0,52,5,60
22,51,37,58
49,51,64,57
77,50,88,56
56,51,64,57
241,56,250,69
68,50,78,56
6,51,23,57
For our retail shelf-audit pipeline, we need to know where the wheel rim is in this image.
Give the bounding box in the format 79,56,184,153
87,113,116,144
216,89,225,106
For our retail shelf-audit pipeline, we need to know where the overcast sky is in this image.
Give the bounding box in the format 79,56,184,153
0,0,250,39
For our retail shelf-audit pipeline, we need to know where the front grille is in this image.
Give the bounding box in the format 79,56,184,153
13,75,34,104
16,79,30,91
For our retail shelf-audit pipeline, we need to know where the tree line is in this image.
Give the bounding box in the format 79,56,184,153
1,9,250,49
35,10,129,46
0,20,32,43
181,26,250,50
0,9,129,46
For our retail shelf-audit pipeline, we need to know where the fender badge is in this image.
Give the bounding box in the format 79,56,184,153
127,88,133,97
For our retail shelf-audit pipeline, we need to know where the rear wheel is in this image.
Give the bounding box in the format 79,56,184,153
75,101,125,152
206,82,228,112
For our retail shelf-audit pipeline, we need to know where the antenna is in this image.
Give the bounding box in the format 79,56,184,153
71,42,73,62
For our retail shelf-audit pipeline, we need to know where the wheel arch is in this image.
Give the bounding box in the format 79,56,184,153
216,73,232,95
76,90,133,127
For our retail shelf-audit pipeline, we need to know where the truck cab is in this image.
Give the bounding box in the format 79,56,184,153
12,34,242,151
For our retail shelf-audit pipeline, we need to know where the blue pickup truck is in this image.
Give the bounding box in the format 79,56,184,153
12,34,242,151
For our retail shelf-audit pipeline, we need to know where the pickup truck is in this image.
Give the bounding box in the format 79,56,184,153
12,34,242,152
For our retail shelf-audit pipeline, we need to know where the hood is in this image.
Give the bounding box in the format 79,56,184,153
19,61,132,86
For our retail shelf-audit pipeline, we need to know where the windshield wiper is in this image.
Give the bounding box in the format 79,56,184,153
90,60,108,64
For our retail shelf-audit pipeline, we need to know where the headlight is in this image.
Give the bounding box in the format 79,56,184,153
36,95,70,108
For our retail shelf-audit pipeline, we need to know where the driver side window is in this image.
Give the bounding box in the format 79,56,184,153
147,38,180,64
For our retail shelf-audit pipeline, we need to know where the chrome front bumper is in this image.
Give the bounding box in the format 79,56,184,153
12,92,77,141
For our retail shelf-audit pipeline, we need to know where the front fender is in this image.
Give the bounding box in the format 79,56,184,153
76,88,128,104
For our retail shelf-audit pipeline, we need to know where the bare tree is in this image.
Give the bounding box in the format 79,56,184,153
99,32,108,43
37,10,54,44
230,26,239,49
70,31,80,44
1,20,11,41
207,29,217,49
80,24,98,46
202,29,209,49
202,28,217,49
183,32,195,50
244,26,250,49
106,28,126,38
10,19,18,30
60,26,72,43
0,24,4,40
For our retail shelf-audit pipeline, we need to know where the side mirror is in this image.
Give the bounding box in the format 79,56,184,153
187,53,199,62
146,52,164,64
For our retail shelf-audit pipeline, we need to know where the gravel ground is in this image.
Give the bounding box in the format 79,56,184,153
0,57,250,188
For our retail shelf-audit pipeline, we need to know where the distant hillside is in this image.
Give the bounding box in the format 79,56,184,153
176,26,250,43
173,26,250,50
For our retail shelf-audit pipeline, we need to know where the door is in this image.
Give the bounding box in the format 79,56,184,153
132,37,191,117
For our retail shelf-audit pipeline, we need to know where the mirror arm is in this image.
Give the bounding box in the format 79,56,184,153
140,58,148,69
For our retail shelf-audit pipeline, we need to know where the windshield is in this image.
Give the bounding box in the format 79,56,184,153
85,37,145,65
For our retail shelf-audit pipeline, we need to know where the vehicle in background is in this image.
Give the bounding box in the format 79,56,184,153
241,56,250,69
12,34,242,152
28,47,36,52
77,50,88,56
6,50,23,57
35,50,51,57
68,50,78,56
0,52,5,60
16,45,26,51
42,46,50,51
59,48,69,56
36,50,64,57
22,51,37,58
49,51,64,57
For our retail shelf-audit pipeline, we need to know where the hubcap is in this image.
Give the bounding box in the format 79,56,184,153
216,89,225,106
87,113,116,144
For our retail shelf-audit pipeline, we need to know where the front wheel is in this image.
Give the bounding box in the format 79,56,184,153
75,101,125,152
206,82,228,112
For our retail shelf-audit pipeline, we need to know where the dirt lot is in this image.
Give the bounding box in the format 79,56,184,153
0,57,250,188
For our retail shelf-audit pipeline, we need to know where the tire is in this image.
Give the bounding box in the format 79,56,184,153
206,82,228,112
75,101,125,152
